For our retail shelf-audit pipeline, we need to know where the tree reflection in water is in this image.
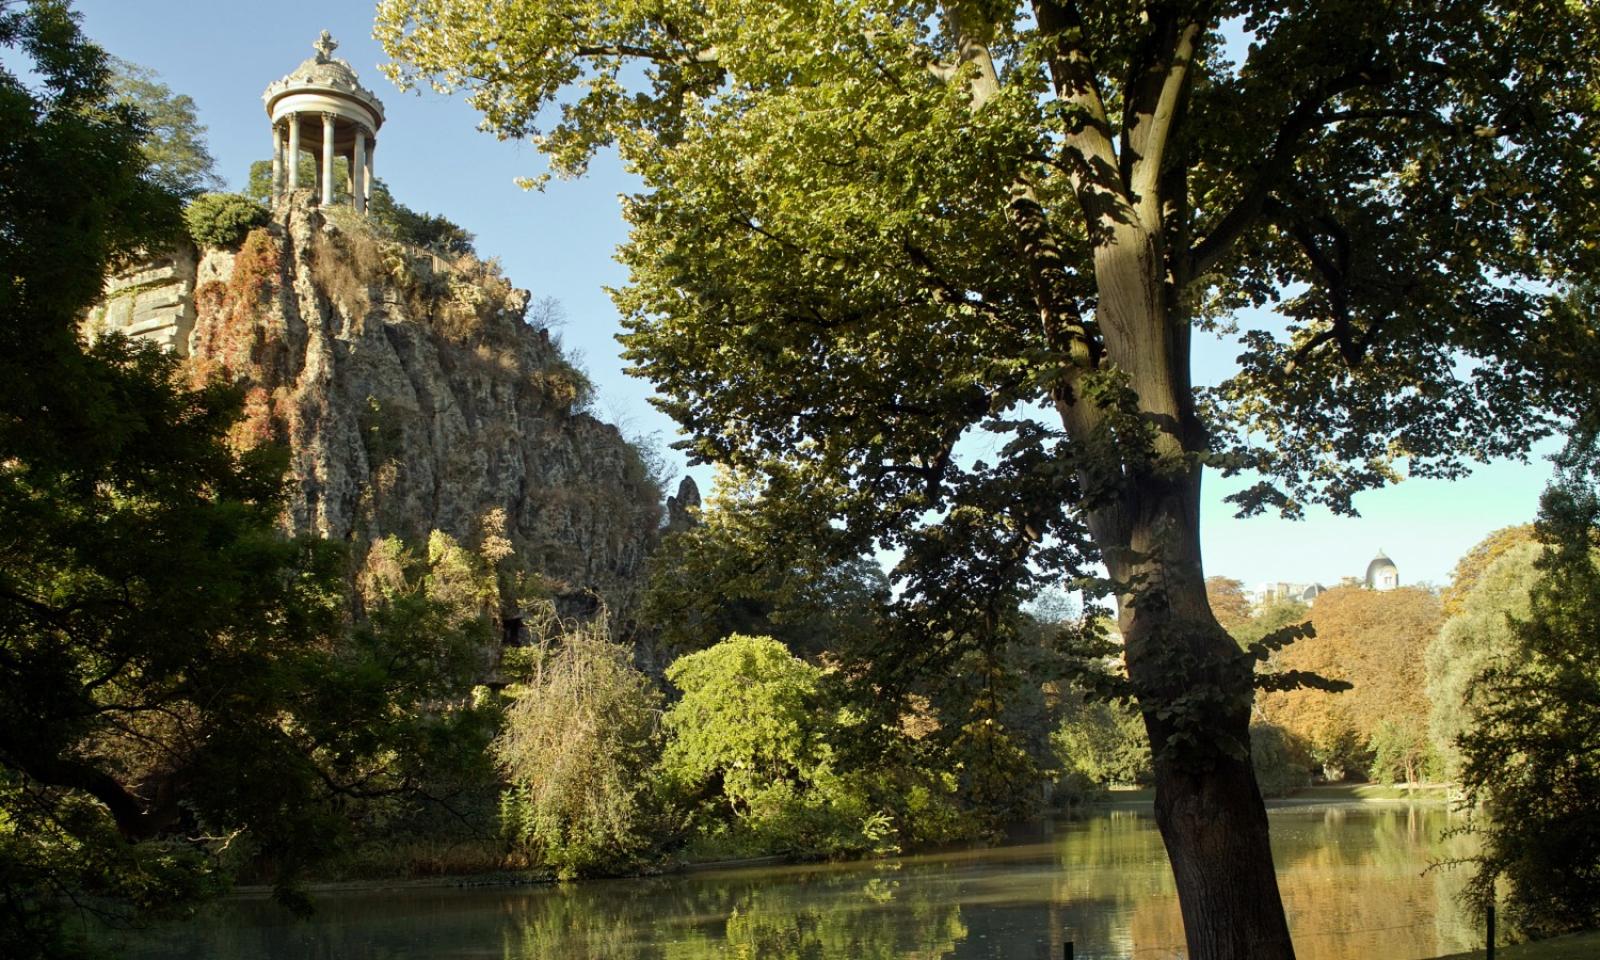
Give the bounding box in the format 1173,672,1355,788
119,806,1477,960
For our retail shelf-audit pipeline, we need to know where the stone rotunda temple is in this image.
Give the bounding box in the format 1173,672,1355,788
263,31,384,211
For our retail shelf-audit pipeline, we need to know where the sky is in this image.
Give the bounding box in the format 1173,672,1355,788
68,0,1559,592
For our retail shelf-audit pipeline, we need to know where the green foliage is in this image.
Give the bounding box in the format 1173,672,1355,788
0,8,492,953
495,616,662,879
1426,541,1542,779
1052,692,1151,791
108,57,220,199
659,635,894,858
183,191,270,248
1366,720,1434,787
1459,436,1600,938
0,6,193,950
376,0,1600,536
1234,599,1311,648
641,468,888,659
368,179,476,256
1249,723,1312,799
1441,525,1538,619
380,2,1600,948
245,154,345,204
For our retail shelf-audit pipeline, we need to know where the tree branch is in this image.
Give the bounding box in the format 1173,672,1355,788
4,750,185,841
572,43,717,66
1123,7,1207,226
1188,59,1396,278
1032,0,1124,208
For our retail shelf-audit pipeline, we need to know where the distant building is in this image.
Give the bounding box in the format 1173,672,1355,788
1254,550,1398,608
1364,549,1400,591
1257,581,1327,606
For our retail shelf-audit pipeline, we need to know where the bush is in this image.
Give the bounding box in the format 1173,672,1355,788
184,192,270,248
1250,722,1312,798
495,618,663,878
658,634,895,857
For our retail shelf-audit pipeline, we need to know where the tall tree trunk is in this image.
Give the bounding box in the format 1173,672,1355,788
1074,221,1298,959
1103,472,1298,960
1154,738,1296,958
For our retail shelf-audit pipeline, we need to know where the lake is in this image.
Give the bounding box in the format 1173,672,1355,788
121,804,1480,960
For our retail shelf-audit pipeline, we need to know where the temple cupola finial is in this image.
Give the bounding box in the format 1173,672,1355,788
312,30,338,62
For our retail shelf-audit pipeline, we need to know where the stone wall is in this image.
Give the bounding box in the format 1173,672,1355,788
85,244,200,356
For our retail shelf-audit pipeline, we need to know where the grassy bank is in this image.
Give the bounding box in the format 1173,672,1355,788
1291,783,1453,803
1432,930,1600,960
1096,783,1453,807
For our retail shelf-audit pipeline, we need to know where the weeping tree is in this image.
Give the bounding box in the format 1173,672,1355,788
379,1,1600,956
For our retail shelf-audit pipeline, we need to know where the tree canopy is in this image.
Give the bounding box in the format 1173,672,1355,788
107,57,221,200
1458,434,1600,938
378,1,1600,955
640,468,889,658
1426,537,1542,779
0,7,492,954
1259,586,1439,778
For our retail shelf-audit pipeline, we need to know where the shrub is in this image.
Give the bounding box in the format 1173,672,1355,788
495,618,663,878
183,192,270,248
658,634,895,857
1250,722,1312,798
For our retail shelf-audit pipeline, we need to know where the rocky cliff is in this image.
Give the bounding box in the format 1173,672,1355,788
90,193,663,613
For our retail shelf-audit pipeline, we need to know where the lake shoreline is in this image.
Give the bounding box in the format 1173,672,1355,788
222,783,1456,899
119,806,1484,960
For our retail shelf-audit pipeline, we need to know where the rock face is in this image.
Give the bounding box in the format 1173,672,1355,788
85,244,199,355
106,194,662,610
664,476,702,534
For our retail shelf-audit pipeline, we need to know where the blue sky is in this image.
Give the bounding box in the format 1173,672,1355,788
71,0,1556,591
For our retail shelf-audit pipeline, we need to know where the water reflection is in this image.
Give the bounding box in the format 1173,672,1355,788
123,806,1476,960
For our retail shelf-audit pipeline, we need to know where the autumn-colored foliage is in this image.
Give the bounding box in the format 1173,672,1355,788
1258,586,1440,778
188,227,293,449
1205,577,1253,640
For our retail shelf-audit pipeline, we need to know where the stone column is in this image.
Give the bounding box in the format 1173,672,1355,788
321,113,336,206
287,113,301,190
364,137,375,209
270,122,283,200
352,130,367,214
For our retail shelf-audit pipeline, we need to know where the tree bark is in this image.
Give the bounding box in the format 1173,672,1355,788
1099,467,1298,960
1067,211,1298,957
1154,742,1296,958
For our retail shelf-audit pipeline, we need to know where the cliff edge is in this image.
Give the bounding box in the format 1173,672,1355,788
89,193,663,612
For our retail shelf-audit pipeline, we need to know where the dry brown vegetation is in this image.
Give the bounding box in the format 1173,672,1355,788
1258,586,1440,776
187,226,294,450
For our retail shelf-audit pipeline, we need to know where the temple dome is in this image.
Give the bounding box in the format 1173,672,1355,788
1364,550,1399,591
285,52,360,89
262,30,384,130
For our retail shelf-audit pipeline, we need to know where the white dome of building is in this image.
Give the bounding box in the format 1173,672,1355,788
1364,550,1399,591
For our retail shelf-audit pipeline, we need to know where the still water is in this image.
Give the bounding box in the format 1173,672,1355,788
124,805,1479,960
